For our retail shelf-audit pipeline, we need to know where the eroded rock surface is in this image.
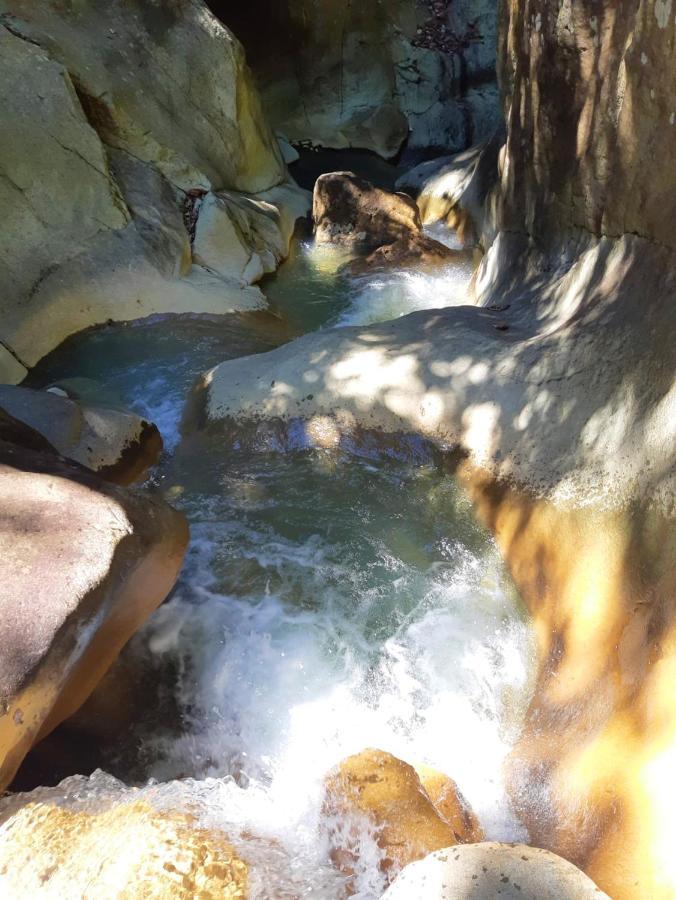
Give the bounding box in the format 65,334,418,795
0,1,297,373
213,0,500,156
381,843,610,899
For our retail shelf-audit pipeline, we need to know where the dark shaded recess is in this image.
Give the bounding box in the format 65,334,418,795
206,1,304,66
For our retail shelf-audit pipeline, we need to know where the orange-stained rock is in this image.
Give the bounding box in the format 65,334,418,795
323,748,461,881
0,799,247,898
414,764,484,843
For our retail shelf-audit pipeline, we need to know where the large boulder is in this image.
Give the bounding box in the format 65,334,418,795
0,436,188,789
0,3,294,374
0,385,161,485
345,234,468,276
0,788,248,897
313,173,422,252
0,0,285,193
381,844,610,899
323,749,479,881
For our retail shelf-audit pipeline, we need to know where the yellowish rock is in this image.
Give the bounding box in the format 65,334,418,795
414,764,484,843
0,800,247,899
323,748,461,879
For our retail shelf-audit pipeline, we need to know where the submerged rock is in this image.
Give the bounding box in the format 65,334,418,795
0,438,188,790
0,798,248,898
381,843,610,899
345,233,466,276
313,172,422,252
0,385,161,485
323,749,479,882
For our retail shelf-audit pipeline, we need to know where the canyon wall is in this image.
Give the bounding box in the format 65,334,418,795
210,0,501,158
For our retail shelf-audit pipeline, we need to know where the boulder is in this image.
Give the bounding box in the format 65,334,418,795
313,173,422,252
0,385,161,485
381,844,610,899
0,439,188,789
345,234,467,276
323,749,477,880
0,794,248,898
193,182,311,284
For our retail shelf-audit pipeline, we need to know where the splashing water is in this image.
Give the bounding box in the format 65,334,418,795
23,223,536,897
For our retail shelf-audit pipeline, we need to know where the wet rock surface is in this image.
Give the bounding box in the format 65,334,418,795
323,749,480,882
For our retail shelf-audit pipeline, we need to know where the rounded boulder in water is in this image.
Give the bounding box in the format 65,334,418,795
381,843,611,899
322,748,480,882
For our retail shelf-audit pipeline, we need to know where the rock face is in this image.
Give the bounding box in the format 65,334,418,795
0,795,248,898
498,0,676,251
381,844,610,899
0,0,284,193
397,134,503,248
0,385,161,485
314,173,422,252
213,0,501,157
0,1,303,375
323,749,480,882
0,437,188,790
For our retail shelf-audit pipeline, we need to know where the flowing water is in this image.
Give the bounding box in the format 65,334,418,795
24,222,536,897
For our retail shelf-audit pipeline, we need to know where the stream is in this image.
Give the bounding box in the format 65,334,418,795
25,208,536,898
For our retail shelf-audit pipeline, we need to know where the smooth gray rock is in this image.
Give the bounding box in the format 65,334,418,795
381,844,610,899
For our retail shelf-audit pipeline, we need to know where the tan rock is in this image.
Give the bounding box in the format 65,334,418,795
323,749,460,879
313,172,422,252
414,764,484,843
0,799,247,898
0,438,188,790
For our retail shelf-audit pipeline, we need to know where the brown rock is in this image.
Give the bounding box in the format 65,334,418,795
0,799,247,898
413,764,484,842
345,233,469,275
323,748,461,881
313,172,422,252
0,440,188,789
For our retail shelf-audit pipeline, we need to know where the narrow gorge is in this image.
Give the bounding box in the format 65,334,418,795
0,1,673,898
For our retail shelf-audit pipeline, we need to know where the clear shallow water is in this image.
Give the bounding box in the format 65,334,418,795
24,225,535,898
265,223,477,332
